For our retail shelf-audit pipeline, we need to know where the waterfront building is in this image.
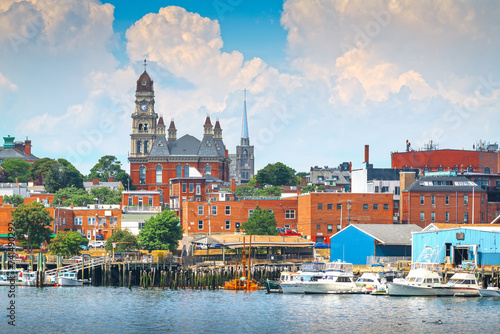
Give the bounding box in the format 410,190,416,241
128,64,231,195
121,190,162,235
412,225,500,266
329,224,421,265
400,172,487,227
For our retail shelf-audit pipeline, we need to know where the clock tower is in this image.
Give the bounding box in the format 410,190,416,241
130,60,157,157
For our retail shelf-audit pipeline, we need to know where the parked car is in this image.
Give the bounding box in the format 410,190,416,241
88,241,106,249
314,242,329,249
1,244,23,251
70,254,91,263
279,230,302,236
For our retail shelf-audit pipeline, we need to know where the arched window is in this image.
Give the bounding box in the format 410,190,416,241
139,124,143,131
144,140,150,154
137,141,142,154
454,167,460,173
485,167,490,174
423,167,429,174
242,149,248,166
176,165,182,178
438,167,444,172
204,165,211,175
144,123,148,132
139,166,146,184
184,165,190,178
156,165,162,184
467,167,473,173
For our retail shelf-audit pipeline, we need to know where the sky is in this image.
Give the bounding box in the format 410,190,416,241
1,0,500,176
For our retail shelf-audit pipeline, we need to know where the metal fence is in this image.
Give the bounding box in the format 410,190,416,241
366,256,411,266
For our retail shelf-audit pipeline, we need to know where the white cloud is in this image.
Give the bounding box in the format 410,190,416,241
0,72,18,91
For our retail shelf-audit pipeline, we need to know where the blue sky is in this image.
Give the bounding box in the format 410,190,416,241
1,0,500,176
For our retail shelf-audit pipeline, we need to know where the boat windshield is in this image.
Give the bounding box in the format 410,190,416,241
302,262,326,272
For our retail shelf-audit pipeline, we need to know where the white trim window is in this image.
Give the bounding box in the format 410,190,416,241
74,217,82,225
285,210,295,219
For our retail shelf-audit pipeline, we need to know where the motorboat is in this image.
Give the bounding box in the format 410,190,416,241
265,271,299,293
280,262,325,294
55,271,83,286
479,287,500,297
0,269,37,286
355,272,385,293
433,272,481,297
387,263,443,296
302,261,361,294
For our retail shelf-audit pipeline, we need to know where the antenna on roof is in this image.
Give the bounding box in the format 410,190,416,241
144,59,147,72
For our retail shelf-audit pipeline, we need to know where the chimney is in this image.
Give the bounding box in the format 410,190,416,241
71,203,74,209
349,162,352,173
24,139,31,156
92,178,99,185
231,179,236,193
225,149,228,158
364,145,369,165
108,177,114,182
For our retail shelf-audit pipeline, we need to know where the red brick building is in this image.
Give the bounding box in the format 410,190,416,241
297,192,394,244
181,197,298,235
128,68,231,196
400,174,486,227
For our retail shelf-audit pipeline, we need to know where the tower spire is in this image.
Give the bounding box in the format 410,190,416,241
241,89,249,146
144,59,147,72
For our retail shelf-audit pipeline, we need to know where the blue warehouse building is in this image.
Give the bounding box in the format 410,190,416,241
412,226,500,266
329,224,422,265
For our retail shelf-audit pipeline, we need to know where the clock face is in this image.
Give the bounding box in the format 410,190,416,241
142,80,147,86
140,103,148,111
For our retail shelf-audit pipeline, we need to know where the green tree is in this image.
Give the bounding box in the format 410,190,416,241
116,170,135,190
30,157,59,183
241,205,279,235
255,162,298,187
138,210,183,252
0,169,9,182
235,185,258,196
257,186,283,196
105,229,139,252
44,159,84,193
3,194,24,207
11,201,53,251
52,187,93,207
48,231,88,257
90,187,122,205
88,155,123,181
1,158,31,183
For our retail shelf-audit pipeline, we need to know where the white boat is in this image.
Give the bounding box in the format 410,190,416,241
387,263,443,296
302,261,361,294
355,272,385,293
0,269,37,286
55,271,83,286
479,287,500,297
280,262,325,294
433,272,481,297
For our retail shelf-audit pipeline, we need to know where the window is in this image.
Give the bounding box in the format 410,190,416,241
438,167,443,172
464,195,468,205
467,167,473,173
445,212,449,222
198,205,203,215
176,165,182,178
204,165,211,175
395,186,400,195
363,204,368,210
87,231,91,239
113,217,118,225
196,184,201,195
318,203,323,210
423,167,429,173
128,197,132,206
139,166,146,184
485,167,490,174
420,212,425,222
182,184,187,193
138,197,143,207
381,186,389,193
225,220,231,230
327,224,333,233
337,224,342,232
139,222,145,229
420,195,424,205
481,212,484,222
156,165,162,184
225,206,231,215
285,210,295,219
184,165,190,178
99,217,106,225
144,140,150,153
74,217,82,225
248,209,254,217
383,204,389,210
464,212,468,222
88,217,96,225
373,204,378,210
143,123,148,132
337,204,342,210
375,186,379,193
198,220,203,230
242,149,248,166
431,212,435,222
327,204,332,210
431,195,435,205
481,196,484,205
137,141,142,154
445,195,449,205
189,183,194,193
149,197,153,206
455,167,460,173
316,224,321,230
212,206,217,215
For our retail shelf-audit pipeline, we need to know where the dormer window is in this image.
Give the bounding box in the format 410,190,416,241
142,80,147,86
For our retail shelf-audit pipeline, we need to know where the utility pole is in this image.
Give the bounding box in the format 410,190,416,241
347,200,352,225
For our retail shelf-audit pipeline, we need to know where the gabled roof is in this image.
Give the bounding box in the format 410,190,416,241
197,135,218,156
331,224,422,245
0,147,37,162
404,175,485,192
149,136,170,156
168,135,200,155
213,138,226,157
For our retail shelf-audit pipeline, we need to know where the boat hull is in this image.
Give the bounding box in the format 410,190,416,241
433,287,480,297
303,282,361,294
280,282,304,294
479,288,500,297
387,282,436,296
264,279,282,293
56,277,83,286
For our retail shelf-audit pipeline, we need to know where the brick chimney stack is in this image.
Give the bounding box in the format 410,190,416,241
92,178,100,185
364,145,369,165
24,139,31,156
231,179,236,193
108,177,114,182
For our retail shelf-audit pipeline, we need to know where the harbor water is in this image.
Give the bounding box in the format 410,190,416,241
2,286,499,333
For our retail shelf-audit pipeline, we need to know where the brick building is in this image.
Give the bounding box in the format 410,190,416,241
297,192,395,244
128,66,231,196
0,135,38,165
181,197,298,235
400,173,486,228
